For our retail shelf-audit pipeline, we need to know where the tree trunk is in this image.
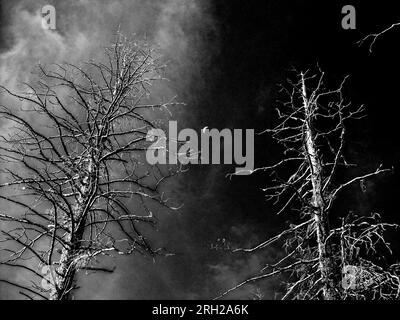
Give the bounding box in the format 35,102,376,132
50,158,95,300
301,73,339,300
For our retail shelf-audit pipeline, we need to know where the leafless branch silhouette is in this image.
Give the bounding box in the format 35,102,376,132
217,68,400,300
0,32,182,300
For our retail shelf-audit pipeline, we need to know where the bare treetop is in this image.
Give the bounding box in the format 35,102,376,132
217,68,399,300
0,32,182,300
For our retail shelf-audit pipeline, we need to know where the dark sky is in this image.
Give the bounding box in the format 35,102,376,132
1,0,400,300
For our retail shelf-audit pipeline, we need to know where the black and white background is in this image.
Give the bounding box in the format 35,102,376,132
0,0,400,302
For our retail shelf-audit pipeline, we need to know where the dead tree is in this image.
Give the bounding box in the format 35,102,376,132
0,33,181,300
218,68,399,300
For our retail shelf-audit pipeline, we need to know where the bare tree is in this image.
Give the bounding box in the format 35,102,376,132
218,68,400,300
0,33,181,300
